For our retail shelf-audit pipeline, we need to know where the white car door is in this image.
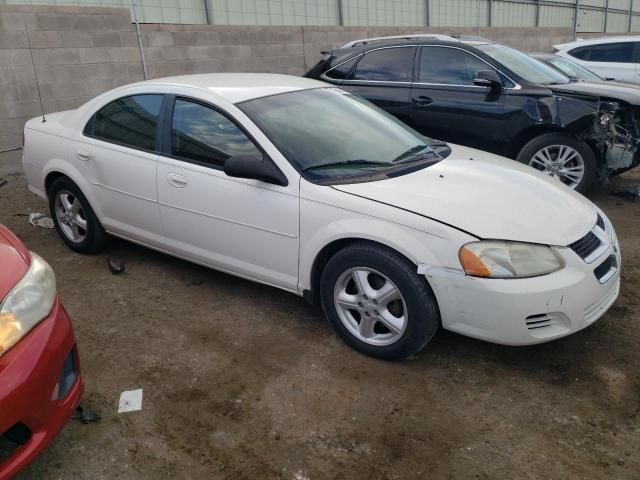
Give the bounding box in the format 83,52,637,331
570,41,638,82
156,97,300,291
72,94,164,245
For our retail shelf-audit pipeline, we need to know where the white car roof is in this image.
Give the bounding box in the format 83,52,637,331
554,35,640,51
129,73,327,104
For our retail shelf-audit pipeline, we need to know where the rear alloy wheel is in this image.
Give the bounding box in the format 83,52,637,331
48,177,110,254
516,133,595,193
320,242,439,360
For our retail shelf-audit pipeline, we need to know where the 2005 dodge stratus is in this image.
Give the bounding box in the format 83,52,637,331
21,74,621,359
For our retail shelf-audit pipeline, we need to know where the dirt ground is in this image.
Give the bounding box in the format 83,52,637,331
1,170,639,480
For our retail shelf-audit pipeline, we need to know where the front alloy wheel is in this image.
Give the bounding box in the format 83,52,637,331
320,241,439,360
529,144,585,189
54,190,88,244
334,267,408,346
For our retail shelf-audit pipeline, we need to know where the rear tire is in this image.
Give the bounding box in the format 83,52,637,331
320,242,439,360
48,177,109,254
516,132,596,194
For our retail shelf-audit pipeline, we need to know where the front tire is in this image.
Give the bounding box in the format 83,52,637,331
48,177,109,253
320,242,439,360
516,132,596,193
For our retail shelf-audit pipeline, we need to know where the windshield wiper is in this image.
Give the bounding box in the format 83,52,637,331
392,144,433,163
301,159,392,172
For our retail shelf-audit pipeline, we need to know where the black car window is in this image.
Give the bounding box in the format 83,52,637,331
418,47,489,85
568,46,590,60
86,94,163,151
171,99,261,168
353,47,415,82
326,56,359,80
588,42,634,63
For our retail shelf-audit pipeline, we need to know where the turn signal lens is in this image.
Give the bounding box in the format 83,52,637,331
459,241,564,279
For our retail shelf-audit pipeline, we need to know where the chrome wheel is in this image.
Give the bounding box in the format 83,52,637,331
54,190,87,244
333,267,408,346
529,144,585,189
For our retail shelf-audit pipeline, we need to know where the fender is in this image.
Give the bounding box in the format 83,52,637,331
41,159,105,222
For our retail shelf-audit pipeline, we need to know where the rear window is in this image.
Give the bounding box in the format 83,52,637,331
570,42,636,63
85,94,163,151
353,47,415,82
325,56,359,80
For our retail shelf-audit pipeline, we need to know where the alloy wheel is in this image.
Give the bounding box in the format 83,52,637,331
333,267,408,346
54,190,88,244
529,144,585,189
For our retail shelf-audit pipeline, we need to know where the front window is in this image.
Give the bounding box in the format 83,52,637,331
477,44,570,85
237,88,445,181
418,46,491,85
547,56,602,81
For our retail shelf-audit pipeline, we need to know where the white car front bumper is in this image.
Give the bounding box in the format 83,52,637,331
426,228,621,346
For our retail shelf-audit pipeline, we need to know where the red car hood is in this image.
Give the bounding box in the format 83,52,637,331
0,225,30,302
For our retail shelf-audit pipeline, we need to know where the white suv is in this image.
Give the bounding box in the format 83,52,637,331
554,36,640,83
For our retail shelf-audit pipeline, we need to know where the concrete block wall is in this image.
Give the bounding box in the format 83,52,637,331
0,4,574,155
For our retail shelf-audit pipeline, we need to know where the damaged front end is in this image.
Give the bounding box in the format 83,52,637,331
593,102,640,178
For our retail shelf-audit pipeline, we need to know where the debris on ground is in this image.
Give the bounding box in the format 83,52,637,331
0,178,7,188
612,185,640,202
28,212,54,229
107,259,126,275
118,389,143,413
188,279,204,287
73,405,101,424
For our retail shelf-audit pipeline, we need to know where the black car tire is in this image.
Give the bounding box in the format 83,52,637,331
48,176,110,253
320,241,440,360
516,132,596,193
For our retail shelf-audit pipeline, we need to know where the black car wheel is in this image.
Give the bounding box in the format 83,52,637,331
48,176,110,253
516,133,596,193
320,241,440,360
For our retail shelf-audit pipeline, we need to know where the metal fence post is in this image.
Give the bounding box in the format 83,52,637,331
132,0,148,80
337,0,344,26
629,0,634,32
425,0,430,26
487,0,492,27
573,0,580,38
535,0,540,27
203,0,212,24
603,0,608,32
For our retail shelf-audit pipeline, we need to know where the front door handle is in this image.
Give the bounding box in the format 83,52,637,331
411,96,433,106
76,149,91,161
167,172,188,188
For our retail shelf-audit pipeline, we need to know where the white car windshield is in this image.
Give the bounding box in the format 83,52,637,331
477,44,571,85
238,88,446,180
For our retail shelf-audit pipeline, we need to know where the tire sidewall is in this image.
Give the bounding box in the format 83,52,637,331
48,178,103,253
516,133,596,194
320,245,438,360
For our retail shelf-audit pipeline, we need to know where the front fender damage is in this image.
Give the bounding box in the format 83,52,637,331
594,102,640,177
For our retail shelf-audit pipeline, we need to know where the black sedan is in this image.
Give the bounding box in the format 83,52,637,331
306,35,640,193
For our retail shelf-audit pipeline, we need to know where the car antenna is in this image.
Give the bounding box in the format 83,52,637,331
24,22,46,123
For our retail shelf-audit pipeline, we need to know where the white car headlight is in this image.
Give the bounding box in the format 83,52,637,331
0,252,56,357
459,241,564,279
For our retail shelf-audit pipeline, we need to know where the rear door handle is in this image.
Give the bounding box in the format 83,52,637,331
411,96,433,106
76,149,91,161
167,172,188,188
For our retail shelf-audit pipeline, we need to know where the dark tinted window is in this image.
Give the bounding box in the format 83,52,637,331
171,99,260,167
568,46,590,60
588,42,634,63
353,47,415,82
88,95,162,151
418,47,489,85
326,56,359,80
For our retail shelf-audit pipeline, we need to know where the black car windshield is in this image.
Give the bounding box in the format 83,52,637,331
477,44,571,85
547,56,603,81
237,88,444,180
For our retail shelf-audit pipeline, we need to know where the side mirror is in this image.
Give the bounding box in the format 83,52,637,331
224,154,288,187
473,70,503,93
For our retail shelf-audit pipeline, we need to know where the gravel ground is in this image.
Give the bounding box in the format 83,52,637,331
1,170,639,480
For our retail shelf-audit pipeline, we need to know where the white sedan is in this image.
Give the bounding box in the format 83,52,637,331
22,74,621,359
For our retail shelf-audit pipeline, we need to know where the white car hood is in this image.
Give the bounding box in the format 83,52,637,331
333,144,597,246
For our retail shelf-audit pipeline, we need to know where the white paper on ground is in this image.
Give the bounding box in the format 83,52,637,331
28,213,54,229
118,389,143,413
